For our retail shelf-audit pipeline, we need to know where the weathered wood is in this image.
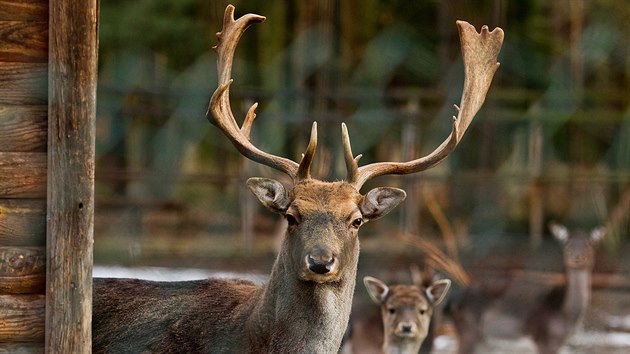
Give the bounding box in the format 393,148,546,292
0,152,46,198
0,0,47,21
0,295,45,342
0,106,47,152
0,20,47,62
0,274,45,294
0,63,46,105
46,0,98,352
0,246,45,293
0,199,46,246
0,246,45,277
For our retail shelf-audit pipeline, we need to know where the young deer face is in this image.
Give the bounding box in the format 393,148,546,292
364,276,451,342
248,178,405,283
549,222,606,270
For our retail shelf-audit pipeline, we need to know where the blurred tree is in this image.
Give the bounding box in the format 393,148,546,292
94,0,629,246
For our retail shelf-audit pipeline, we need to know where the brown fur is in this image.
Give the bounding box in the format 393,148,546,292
359,276,451,354
93,179,406,353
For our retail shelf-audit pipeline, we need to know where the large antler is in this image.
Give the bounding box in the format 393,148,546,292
344,21,504,189
208,5,317,182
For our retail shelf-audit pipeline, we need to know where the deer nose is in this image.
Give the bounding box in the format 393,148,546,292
306,254,336,275
402,324,413,333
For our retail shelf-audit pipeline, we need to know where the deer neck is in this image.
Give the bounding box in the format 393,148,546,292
248,240,359,352
562,267,591,323
382,337,422,354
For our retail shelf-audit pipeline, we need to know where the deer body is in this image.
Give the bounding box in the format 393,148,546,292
92,5,503,353
452,224,605,354
93,278,259,353
93,259,351,353
94,181,400,353
521,224,604,354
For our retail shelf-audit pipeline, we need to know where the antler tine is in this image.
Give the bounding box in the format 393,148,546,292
296,122,318,180
346,21,504,189
341,123,362,183
208,5,303,180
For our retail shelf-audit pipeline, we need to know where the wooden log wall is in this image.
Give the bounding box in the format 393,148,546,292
1,0,98,352
0,0,48,351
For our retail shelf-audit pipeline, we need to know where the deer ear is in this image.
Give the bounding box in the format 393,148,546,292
246,177,291,213
425,279,451,306
549,222,569,244
363,276,389,304
360,187,406,220
590,226,606,244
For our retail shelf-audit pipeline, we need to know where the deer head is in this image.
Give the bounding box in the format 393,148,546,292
207,5,503,285
549,222,606,270
364,275,451,350
248,178,404,283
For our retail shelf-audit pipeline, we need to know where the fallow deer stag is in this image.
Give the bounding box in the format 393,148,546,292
93,5,503,353
452,223,606,354
361,273,451,354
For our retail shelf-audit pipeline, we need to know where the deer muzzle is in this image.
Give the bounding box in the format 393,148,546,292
395,322,418,338
305,254,337,275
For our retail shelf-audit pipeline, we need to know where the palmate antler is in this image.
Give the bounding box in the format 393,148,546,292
344,21,504,189
208,5,504,189
207,5,318,183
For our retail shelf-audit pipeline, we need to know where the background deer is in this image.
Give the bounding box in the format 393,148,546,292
451,223,606,354
342,265,446,354
92,5,503,353
356,270,451,354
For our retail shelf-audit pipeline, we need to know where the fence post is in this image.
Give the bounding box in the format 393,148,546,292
240,156,255,254
528,118,543,248
401,96,421,235
46,0,98,352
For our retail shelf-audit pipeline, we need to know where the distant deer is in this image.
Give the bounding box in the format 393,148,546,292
361,272,451,354
93,5,503,353
452,223,606,354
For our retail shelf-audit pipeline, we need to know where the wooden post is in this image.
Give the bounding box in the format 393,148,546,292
400,96,420,235
46,0,99,352
240,156,254,254
528,119,543,248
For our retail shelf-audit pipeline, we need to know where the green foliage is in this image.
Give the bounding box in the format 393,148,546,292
95,0,629,242
100,0,211,70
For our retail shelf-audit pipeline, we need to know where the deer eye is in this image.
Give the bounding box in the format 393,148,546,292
286,214,298,226
351,218,363,229
419,309,426,315
388,308,395,314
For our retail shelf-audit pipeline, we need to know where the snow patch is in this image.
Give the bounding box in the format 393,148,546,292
93,265,267,284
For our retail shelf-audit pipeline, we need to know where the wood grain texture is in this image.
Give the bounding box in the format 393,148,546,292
0,20,47,62
0,105,47,152
0,246,44,277
0,274,45,294
46,0,99,352
0,63,47,105
0,0,47,21
0,246,44,293
0,152,46,198
0,294,45,342
0,199,46,246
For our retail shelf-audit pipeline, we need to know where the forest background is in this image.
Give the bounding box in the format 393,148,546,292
94,0,628,277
